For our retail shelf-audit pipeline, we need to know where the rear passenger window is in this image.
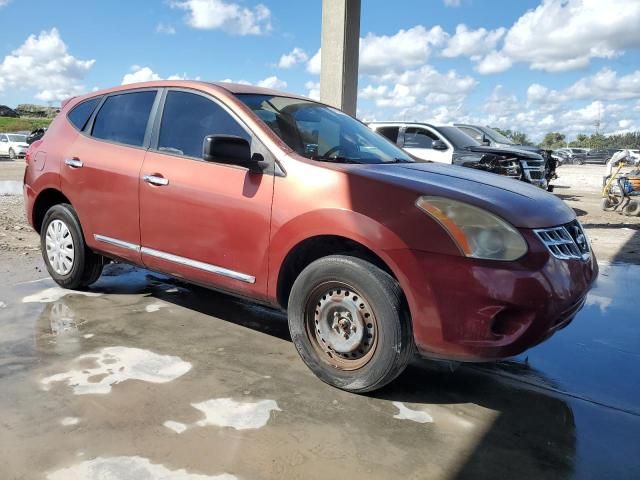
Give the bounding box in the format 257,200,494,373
158,91,249,159
92,91,157,147
67,97,101,131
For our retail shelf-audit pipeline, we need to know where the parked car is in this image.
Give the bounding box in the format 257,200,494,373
367,122,552,188
26,128,47,145
0,132,29,159
454,124,557,190
24,81,598,392
555,148,587,165
586,148,620,164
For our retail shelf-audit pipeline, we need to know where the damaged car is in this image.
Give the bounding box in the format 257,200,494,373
454,124,557,191
368,122,549,188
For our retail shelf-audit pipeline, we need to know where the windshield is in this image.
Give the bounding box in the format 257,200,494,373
483,127,515,145
237,94,412,164
439,127,480,148
7,134,27,142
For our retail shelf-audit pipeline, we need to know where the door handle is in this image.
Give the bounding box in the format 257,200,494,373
64,158,83,168
143,174,169,186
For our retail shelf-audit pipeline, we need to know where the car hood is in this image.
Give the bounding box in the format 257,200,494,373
356,162,575,229
14,142,29,148
464,145,542,160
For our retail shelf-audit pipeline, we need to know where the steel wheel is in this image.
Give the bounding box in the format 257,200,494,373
45,219,75,275
305,281,378,371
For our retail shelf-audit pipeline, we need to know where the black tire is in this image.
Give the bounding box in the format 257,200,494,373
40,203,103,289
8,148,16,160
601,197,614,211
623,200,640,217
287,255,413,393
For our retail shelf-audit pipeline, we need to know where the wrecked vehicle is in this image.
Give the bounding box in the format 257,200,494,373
369,122,548,187
454,124,557,191
24,81,597,392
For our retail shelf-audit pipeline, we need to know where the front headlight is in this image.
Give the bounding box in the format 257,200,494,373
415,196,528,261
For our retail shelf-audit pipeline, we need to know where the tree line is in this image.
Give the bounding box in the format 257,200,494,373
493,128,640,150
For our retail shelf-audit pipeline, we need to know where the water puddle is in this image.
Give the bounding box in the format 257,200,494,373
164,397,281,433
22,287,102,304
0,180,22,196
42,347,192,394
392,401,433,424
46,456,237,480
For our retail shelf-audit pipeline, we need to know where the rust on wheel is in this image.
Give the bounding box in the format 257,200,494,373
304,281,378,371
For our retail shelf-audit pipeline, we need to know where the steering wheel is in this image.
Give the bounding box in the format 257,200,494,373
322,146,343,158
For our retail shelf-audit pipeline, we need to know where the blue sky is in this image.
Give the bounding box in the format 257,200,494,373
1,0,640,140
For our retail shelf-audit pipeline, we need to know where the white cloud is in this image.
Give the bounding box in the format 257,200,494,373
121,66,162,85
0,28,95,102
277,47,308,69
256,75,287,90
156,23,176,34
359,25,447,73
219,76,287,90
0,0,11,6
475,50,512,74
499,0,640,73
170,0,271,35
444,0,461,6
306,49,321,74
121,66,198,85
307,26,447,75
305,81,320,100
360,65,477,110
442,25,506,58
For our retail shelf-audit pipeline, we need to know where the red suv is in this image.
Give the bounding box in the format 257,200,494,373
24,81,597,392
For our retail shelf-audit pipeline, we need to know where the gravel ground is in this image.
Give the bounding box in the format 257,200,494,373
0,160,638,267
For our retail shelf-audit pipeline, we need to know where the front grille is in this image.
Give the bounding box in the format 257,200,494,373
528,170,543,179
534,221,590,260
522,160,544,169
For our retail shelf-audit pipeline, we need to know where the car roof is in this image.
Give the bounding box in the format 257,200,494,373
368,121,440,128
63,80,313,108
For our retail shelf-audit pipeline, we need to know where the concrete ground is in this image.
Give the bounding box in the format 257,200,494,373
1,160,639,479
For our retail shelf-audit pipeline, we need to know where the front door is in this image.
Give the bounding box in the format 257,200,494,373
0,135,8,156
61,90,158,263
402,127,452,163
139,90,274,299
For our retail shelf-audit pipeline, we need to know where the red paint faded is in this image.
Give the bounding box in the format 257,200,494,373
24,80,597,362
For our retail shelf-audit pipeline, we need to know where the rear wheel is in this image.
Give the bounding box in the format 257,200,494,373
623,200,640,217
41,204,103,289
287,255,413,392
601,197,615,211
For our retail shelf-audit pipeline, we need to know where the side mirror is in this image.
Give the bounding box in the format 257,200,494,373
481,134,490,146
432,140,448,151
203,135,259,170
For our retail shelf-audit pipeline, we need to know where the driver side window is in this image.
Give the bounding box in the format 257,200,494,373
158,91,250,159
459,127,483,143
404,128,438,149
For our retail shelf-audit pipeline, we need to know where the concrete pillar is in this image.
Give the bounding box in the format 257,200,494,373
320,0,361,117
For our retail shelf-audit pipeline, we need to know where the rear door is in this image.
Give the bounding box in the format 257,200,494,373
139,89,274,298
61,89,159,263
402,127,452,163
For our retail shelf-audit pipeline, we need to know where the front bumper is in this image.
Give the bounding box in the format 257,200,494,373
386,230,598,361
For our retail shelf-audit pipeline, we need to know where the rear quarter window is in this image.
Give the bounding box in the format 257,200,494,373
67,97,101,131
91,90,157,147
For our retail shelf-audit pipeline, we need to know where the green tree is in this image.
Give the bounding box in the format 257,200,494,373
492,127,533,146
540,132,566,150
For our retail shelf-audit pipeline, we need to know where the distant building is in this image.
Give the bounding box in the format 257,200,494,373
15,104,60,118
0,105,19,118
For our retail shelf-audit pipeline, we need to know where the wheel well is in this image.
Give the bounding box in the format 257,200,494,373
32,189,71,233
276,235,397,309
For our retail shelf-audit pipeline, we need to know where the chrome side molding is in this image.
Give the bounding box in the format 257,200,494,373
93,234,255,284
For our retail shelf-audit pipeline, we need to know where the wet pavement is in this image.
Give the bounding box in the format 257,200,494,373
1,262,639,479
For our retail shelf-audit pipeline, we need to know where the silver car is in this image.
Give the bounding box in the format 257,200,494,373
0,133,29,159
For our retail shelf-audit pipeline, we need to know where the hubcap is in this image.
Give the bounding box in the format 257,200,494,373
45,219,75,275
305,282,378,370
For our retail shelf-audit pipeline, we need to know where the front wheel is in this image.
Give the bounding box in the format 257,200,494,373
623,200,640,217
8,148,16,160
287,255,413,393
41,204,104,289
